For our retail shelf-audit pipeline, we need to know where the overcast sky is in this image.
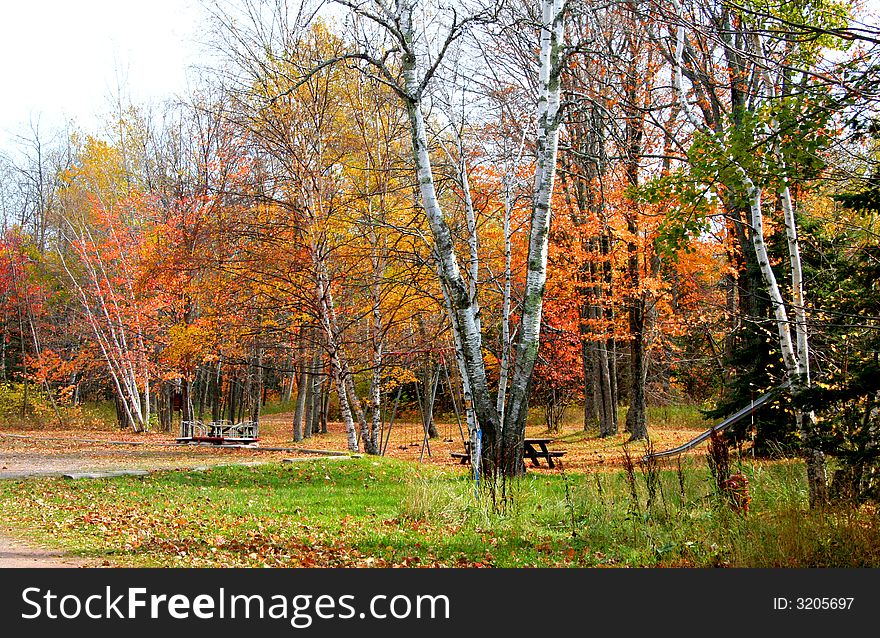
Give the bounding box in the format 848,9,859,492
1,0,880,154
0,0,211,151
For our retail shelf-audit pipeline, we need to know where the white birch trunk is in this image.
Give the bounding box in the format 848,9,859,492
457,135,481,335
755,33,811,382
438,262,480,467
313,250,359,452
779,185,809,380
496,174,513,421
744,182,800,373
364,234,384,455
58,216,149,432
673,18,797,376
504,0,565,459
398,3,499,443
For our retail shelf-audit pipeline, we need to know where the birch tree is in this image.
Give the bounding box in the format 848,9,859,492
313,0,566,476
667,0,843,504
56,139,155,432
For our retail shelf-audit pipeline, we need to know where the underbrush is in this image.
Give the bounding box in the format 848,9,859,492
0,382,111,429
0,395,202,432
402,457,880,567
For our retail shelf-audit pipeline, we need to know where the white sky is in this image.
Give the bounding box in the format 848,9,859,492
0,0,210,151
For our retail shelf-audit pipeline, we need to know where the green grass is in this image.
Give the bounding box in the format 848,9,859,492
1,456,878,567
259,399,298,417
645,404,710,430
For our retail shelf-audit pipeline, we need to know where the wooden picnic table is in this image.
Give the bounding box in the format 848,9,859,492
178,420,259,444
450,438,565,468
523,438,565,468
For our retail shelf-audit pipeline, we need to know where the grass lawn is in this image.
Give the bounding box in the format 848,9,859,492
1,455,878,567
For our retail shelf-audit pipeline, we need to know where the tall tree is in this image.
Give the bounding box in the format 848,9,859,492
315,0,567,477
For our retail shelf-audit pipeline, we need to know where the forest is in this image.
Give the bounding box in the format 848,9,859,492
1,0,880,568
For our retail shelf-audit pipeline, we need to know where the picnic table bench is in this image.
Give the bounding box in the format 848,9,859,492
451,438,566,468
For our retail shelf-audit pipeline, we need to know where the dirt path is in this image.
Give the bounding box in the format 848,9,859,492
0,434,303,480
0,449,268,480
0,531,96,568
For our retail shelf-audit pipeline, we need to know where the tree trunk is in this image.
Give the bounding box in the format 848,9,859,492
282,352,294,404
625,318,648,441
502,0,566,476
398,5,500,473
302,355,315,440
293,327,312,441
158,384,171,433
625,224,648,441
582,335,597,431
597,340,617,437
313,248,359,451
421,365,440,439
212,362,222,423
293,369,307,443
320,381,329,434
391,0,565,478
308,370,321,438
364,260,384,455
251,346,263,424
